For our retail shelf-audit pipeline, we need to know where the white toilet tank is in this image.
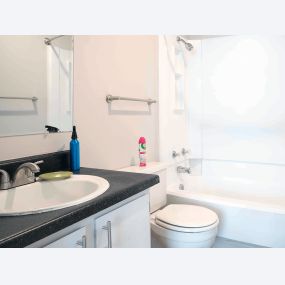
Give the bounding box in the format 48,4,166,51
120,162,168,213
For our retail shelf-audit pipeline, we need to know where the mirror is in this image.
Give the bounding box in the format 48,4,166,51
0,35,73,137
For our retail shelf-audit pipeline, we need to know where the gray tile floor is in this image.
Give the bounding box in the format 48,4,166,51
213,237,266,248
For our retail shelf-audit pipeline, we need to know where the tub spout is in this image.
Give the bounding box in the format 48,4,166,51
177,166,191,174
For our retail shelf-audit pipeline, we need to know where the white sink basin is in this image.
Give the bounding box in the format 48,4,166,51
0,175,109,216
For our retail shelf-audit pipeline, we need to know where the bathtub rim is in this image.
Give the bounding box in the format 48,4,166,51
167,187,285,215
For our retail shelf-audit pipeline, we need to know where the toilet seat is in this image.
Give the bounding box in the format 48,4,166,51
155,218,219,233
155,204,219,233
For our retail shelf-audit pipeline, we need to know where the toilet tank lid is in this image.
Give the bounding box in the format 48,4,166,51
119,162,169,174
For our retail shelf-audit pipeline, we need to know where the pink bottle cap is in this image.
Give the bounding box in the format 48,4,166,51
139,137,146,144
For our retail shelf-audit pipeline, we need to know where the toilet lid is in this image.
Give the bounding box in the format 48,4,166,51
155,204,218,229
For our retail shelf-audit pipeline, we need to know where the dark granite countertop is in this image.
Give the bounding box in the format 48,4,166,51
0,167,159,248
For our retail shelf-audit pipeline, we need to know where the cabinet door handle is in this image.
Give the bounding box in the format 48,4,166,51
76,235,87,248
102,221,112,248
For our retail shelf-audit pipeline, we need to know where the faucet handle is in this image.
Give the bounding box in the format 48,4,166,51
12,160,44,188
0,169,11,190
172,151,181,158
181,148,190,156
15,161,43,177
30,160,44,173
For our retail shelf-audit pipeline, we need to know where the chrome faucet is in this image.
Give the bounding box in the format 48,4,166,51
177,166,191,174
12,160,44,187
0,169,11,190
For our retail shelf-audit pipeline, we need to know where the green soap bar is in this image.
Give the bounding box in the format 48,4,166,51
39,171,73,181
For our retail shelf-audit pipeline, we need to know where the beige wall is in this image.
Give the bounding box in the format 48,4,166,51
74,36,159,169
0,133,70,161
0,36,159,167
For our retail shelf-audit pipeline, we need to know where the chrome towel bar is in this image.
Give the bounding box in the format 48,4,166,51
106,95,157,105
0,96,38,101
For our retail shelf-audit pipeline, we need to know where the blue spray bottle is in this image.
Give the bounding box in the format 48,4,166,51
70,126,80,172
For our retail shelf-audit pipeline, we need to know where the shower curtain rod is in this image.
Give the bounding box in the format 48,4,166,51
44,35,65,45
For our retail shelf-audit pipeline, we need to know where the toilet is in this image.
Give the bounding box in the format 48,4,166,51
120,162,219,248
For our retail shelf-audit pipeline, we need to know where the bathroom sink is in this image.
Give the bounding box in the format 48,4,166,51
0,175,109,216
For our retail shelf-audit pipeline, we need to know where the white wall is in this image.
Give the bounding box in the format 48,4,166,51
159,36,189,162
158,36,196,185
74,36,159,170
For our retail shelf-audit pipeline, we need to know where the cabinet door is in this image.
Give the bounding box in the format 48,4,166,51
95,194,150,248
45,227,87,248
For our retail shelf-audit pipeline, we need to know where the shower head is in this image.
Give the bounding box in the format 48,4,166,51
176,36,193,51
185,42,194,51
44,35,65,45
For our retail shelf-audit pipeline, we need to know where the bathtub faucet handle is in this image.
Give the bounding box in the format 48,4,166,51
172,151,181,158
181,148,190,156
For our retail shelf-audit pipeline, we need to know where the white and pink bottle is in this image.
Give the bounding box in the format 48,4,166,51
138,137,146,167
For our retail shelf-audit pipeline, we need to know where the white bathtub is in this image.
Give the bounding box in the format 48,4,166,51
167,176,285,248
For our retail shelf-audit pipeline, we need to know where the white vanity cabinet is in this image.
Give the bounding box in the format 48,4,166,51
45,227,87,248
30,192,150,248
95,193,150,248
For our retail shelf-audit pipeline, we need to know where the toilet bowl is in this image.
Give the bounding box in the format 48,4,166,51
151,204,219,248
120,162,219,248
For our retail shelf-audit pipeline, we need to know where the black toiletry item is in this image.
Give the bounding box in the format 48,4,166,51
45,125,59,133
